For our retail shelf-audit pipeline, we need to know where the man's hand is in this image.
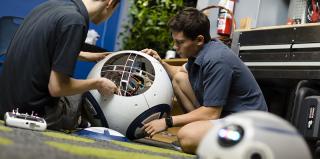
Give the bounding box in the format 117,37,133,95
141,48,161,62
79,51,110,62
97,78,118,96
142,118,167,137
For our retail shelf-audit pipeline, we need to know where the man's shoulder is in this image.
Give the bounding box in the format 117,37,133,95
40,0,85,26
200,42,228,63
207,40,231,54
60,11,86,26
205,40,238,60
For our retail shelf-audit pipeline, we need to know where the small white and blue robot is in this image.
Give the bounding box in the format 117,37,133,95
83,50,173,140
197,111,312,159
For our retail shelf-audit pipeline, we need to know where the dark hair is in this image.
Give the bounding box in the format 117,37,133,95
168,7,211,43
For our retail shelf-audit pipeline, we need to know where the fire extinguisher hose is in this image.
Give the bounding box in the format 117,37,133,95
200,5,236,32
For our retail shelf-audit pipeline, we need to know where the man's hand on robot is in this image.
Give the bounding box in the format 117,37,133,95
141,48,161,62
115,87,121,95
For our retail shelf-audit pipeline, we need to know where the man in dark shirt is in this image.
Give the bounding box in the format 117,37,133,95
142,7,267,154
0,0,120,130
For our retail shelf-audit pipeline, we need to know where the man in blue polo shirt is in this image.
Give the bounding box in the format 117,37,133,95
142,7,267,154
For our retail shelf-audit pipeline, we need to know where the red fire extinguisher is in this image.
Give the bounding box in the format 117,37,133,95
217,0,235,36
306,0,320,23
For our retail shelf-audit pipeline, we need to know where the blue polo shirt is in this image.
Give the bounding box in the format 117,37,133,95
185,39,267,116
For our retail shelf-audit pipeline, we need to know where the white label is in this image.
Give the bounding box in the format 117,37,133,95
218,18,227,30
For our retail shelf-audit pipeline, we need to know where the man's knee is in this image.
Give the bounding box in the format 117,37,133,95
45,95,83,131
177,121,213,154
177,124,197,154
172,72,188,89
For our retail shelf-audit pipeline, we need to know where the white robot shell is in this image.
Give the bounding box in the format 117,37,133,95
196,111,312,159
84,50,173,140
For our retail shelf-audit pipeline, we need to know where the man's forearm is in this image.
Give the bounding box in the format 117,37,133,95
172,106,221,127
160,61,181,79
78,51,109,62
48,70,101,97
54,78,100,97
78,51,89,61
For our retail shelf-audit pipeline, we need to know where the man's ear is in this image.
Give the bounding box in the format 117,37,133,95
107,0,113,7
107,0,119,9
196,35,205,45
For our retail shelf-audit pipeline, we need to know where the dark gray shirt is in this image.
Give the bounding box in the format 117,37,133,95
0,0,89,117
185,39,267,116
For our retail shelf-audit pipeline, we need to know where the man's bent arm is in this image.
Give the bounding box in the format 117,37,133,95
48,70,102,97
172,106,222,127
160,61,187,79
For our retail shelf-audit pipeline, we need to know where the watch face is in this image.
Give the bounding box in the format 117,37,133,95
217,124,244,147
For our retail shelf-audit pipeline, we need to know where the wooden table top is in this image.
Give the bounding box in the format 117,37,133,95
162,58,187,66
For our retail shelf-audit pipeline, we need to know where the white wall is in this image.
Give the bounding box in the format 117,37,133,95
257,0,290,27
197,0,220,38
197,0,290,33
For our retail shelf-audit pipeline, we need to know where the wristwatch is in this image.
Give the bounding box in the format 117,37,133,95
165,116,173,128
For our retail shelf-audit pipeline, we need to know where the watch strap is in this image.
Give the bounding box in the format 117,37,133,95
165,116,173,128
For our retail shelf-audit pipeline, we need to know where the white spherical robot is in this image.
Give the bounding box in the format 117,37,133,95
83,50,173,140
197,111,312,159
